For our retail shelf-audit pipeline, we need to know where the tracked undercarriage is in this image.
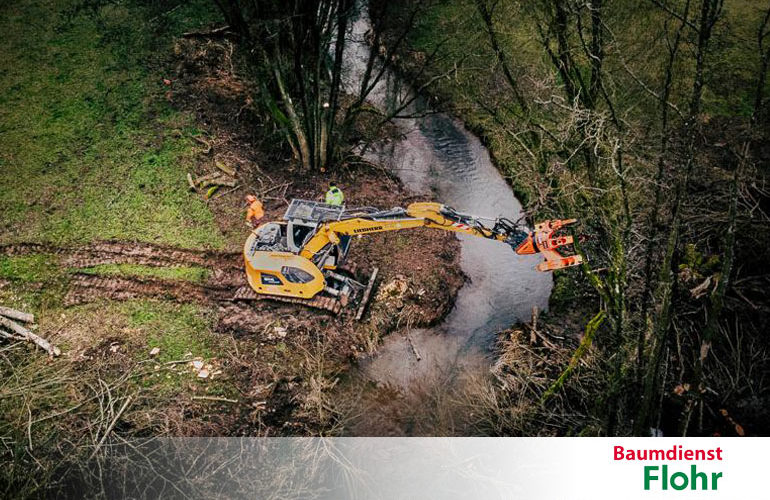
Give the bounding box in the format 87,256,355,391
232,266,378,318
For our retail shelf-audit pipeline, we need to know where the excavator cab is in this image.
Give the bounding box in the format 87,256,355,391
243,200,367,309
244,222,326,299
283,200,353,269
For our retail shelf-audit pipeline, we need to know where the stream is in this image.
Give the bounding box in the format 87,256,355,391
341,4,553,435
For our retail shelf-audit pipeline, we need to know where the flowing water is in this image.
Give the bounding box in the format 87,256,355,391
341,5,552,434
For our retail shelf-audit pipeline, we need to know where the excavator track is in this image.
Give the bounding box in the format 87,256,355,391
232,286,343,314
230,267,379,316
62,271,345,315
64,272,233,306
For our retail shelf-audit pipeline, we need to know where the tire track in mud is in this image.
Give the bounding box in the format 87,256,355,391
63,272,238,307
1,241,343,329
1,240,243,270
1,240,245,307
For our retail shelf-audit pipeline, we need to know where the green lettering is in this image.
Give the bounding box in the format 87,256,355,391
644,466,659,490
712,472,722,490
663,464,668,491
671,472,688,491
692,465,708,490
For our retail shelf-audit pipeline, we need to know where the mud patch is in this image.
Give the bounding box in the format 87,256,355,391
4,237,461,345
1,240,242,270
63,273,222,306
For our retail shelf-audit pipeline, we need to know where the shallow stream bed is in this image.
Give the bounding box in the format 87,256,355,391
341,4,552,435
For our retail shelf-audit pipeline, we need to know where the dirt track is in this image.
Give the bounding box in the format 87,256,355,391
1,240,242,270
1,240,361,336
1,240,247,305
63,272,234,306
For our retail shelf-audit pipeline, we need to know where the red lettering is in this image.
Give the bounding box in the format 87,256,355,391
613,446,722,461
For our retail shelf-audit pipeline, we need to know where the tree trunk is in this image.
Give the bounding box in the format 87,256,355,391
0,316,60,357
475,0,528,111
752,6,770,119
639,0,691,380
0,306,34,323
636,0,723,434
679,143,743,435
326,0,353,168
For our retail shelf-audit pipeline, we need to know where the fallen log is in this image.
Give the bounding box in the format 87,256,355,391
181,25,232,38
207,184,240,202
0,330,26,342
215,160,236,177
0,316,61,357
200,177,237,188
191,135,213,154
192,395,238,404
406,333,421,361
193,173,221,185
260,182,291,196
0,306,34,323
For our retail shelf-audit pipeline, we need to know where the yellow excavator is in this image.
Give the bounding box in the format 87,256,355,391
236,199,581,317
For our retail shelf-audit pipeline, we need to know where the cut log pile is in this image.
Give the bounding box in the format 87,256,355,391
187,156,240,200
0,306,60,357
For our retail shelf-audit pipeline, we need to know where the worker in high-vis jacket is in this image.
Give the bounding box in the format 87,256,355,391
245,194,264,227
325,182,344,206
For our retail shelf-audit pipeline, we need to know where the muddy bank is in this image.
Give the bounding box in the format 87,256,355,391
167,29,467,346
2,207,463,439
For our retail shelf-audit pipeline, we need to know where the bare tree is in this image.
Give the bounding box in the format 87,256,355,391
213,0,443,170
636,0,724,435
639,0,692,330
212,0,358,170
753,4,770,120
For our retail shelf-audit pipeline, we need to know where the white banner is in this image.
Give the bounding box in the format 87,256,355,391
84,437,766,499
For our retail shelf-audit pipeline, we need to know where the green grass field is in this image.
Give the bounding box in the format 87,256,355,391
0,0,224,248
0,3,238,477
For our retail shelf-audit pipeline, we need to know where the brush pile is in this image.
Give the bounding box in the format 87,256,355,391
0,305,60,357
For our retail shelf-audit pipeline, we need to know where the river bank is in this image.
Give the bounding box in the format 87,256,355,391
321,2,564,436
363,0,627,435
369,0,770,437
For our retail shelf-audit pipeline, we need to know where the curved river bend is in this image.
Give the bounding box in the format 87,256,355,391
341,5,552,435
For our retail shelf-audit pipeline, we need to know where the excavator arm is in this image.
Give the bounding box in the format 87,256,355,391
299,202,582,272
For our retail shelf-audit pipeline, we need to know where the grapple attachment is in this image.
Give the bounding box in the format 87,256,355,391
514,218,583,272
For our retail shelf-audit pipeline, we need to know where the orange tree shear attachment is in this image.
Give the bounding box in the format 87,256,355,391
513,218,584,271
